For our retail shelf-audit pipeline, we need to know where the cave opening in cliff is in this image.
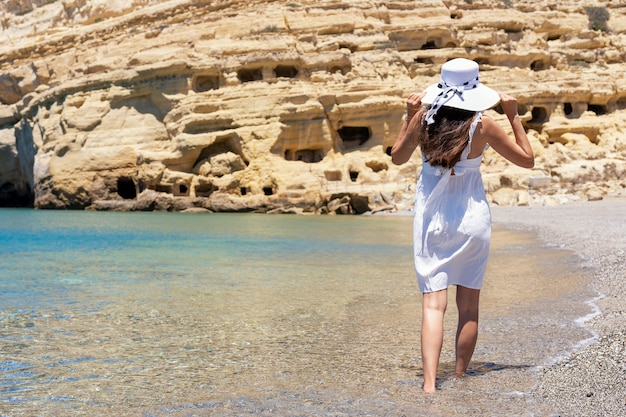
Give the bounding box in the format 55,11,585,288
518,104,528,116
588,104,608,115
237,68,263,83
0,182,33,208
284,148,324,163
274,65,299,78
349,171,359,182
564,102,573,116
337,126,371,150
421,40,438,49
192,136,247,173
450,11,462,19
117,177,137,200
329,65,351,75
263,187,274,196
530,60,546,71
195,183,216,198
240,187,248,196
530,106,548,124
174,183,190,197
194,75,220,92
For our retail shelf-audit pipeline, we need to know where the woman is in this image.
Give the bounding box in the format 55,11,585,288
391,58,534,393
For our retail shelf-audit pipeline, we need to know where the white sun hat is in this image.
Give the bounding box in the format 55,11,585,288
422,58,500,125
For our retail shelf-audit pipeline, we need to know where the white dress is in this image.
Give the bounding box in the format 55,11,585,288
413,113,491,293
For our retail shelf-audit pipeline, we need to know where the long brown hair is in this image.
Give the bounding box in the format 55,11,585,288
408,106,477,169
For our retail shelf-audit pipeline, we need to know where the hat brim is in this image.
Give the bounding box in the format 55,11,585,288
422,83,500,112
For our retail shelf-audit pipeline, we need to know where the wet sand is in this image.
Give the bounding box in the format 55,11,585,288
491,197,626,417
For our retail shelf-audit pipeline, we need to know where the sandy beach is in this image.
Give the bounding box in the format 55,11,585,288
491,197,626,416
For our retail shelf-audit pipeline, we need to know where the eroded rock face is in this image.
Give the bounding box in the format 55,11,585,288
0,0,625,212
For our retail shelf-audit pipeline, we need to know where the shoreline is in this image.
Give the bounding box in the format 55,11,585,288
490,197,626,416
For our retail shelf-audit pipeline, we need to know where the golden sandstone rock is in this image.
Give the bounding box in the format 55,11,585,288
0,0,624,212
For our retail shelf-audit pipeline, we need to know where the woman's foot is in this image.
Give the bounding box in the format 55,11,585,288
422,386,437,394
422,380,439,393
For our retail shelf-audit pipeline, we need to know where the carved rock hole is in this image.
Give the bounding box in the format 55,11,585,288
0,182,33,208
284,148,324,163
175,183,189,196
192,136,247,174
518,104,528,115
195,183,216,198
117,177,137,199
274,65,299,78
421,40,438,50
530,60,546,71
194,75,219,92
530,107,548,124
337,126,371,149
237,68,263,83
588,104,607,115
564,102,573,116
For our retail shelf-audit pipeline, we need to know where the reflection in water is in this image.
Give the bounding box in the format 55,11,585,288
0,211,595,416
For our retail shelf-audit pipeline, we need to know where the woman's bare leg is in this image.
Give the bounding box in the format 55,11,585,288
455,286,480,378
421,289,448,393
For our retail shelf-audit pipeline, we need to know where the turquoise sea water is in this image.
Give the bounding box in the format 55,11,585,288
0,209,595,416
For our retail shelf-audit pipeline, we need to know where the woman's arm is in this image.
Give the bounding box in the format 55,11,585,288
480,92,535,168
391,92,426,165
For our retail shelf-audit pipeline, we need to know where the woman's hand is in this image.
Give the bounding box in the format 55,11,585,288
392,91,426,165
407,92,426,122
498,92,519,121
480,91,534,168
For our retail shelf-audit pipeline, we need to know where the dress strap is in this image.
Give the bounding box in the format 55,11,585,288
460,112,483,161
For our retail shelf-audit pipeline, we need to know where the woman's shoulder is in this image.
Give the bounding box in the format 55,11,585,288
468,113,500,157
477,113,495,127
475,113,506,139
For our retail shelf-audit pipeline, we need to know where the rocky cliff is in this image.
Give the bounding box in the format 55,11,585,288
0,0,625,213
